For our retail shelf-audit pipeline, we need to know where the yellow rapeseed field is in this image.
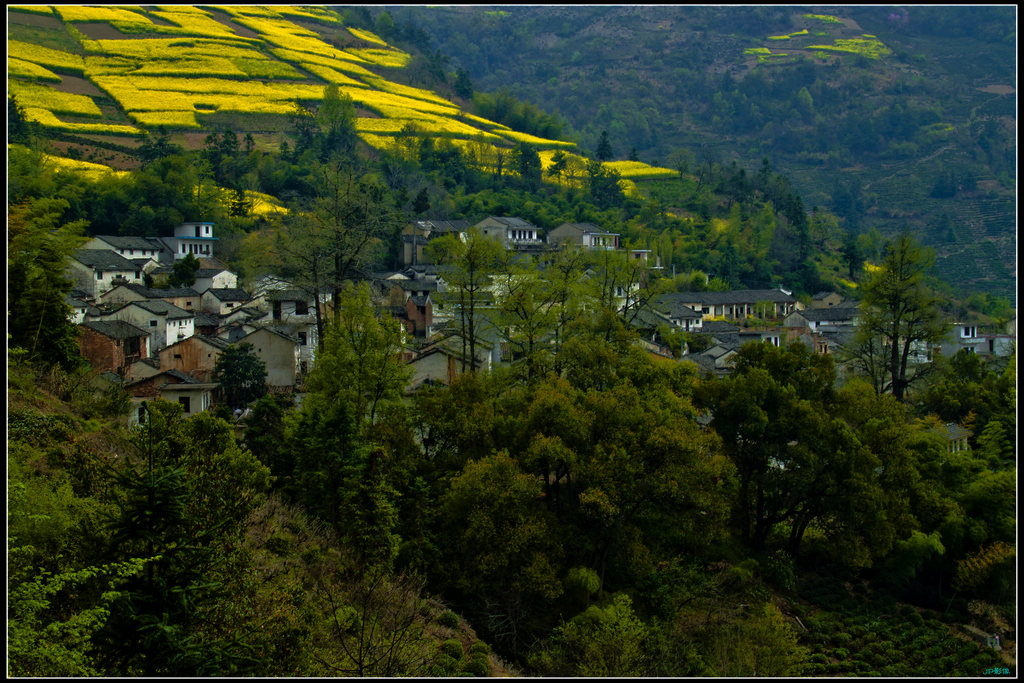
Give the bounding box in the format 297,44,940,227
8,40,86,75
9,58,61,82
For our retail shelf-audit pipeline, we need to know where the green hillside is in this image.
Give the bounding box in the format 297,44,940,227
6,5,670,185
393,5,1017,303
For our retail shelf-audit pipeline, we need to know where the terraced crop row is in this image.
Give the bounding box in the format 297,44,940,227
9,4,677,184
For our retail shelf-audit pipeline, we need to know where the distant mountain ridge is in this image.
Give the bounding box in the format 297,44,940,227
393,5,1017,303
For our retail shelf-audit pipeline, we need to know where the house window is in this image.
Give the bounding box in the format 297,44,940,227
174,353,182,359
138,405,147,423
96,271,103,280
135,271,141,278
178,396,191,413
295,301,308,315
150,320,158,327
298,332,307,346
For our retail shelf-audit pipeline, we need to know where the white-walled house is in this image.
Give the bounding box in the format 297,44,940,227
67,250,146,299
474,216,544,250
101,300,195,354
171,221,217,260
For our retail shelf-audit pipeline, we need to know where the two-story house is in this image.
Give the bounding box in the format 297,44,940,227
547,222,620,250
101,300,195,354
77,320,150,377
158,334,231,383
201,287,251,315
474,216,545,251
783,307,860,333
170,221,217,260
678,289,800,320
67,250,146,299
401,219,471,266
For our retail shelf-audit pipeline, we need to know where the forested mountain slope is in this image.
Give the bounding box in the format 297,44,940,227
393,5,1017,302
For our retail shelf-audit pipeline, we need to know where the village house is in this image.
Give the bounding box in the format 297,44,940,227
651,293,705,332
675,288,800,320
99,299,194,355
400,219,470,266
82,234,171,263
126,370,218,426
201,287,252,315
783,306,860,332
236,326,302,390
809,291,845,309
158,334,231,382
67,250,146,299
77,320,150,377
474,216,545,251
406,332,496,391
100,283,201,312
938,322,1017,358
66,294,99,324
170,221,217,260
547,222,620,250
192,266,238,293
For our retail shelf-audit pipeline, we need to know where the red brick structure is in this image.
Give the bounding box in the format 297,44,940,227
78,320,150,377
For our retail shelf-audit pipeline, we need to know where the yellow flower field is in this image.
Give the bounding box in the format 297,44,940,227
347,48,411,69
9,80,102,117
23,107,142,135
347,27,388,46
298,63,367,87
496,128,577,149
603,160,678,179
8,40,86,75
40,152,128,179
128,110,201,128
9,58,61,83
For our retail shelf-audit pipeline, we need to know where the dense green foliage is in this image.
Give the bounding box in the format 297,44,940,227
395,5,1016,303
6,6,1015,677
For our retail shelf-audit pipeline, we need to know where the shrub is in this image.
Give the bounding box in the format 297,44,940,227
441,639,464,659
461,659,490,677
438,611,460,629
468,642,491,656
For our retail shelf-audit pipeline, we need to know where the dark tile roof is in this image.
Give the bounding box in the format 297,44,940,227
93,235,166,251
72,249,140,271
685,289,797,305
204,287,250,301
266,288,313,301
410,219,471,232
791,307,860,322
195,267,231,277
392,279,437,291
481,216,539,229
80,320,150,339
123,299,193,319
652,293,702,318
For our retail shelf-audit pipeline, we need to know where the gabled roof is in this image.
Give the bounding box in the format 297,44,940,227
553,222,618,235
790,307,860,322
240,325,300,345
119,299,194,319
266,288,313,302
80,320,150,339
194,267,232,278
682,289,797,305
652,293,703,319
479,216,539,229
91,235,166,251
392,278,437,292
411,219,471,232
72,249,140,271
204,287,250,302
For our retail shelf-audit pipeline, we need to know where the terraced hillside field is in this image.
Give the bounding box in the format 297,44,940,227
7,4,673,187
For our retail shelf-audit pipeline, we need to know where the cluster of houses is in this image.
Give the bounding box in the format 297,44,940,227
69,219,1015,427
